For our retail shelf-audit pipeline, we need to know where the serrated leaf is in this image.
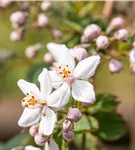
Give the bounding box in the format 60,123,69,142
93,112,126,141
89,94,118,113
74,115,99,132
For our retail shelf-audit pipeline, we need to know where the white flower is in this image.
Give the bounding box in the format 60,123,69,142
18,68,70,136
25,145,41,150
44,138,58,150
47,43,100,104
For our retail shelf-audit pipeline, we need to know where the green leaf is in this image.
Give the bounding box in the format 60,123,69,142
74,115,99,133
27,63,51,84
4,132,30,150
74,133,98,150
53,128,66,150
89,94,118,113
93,111,126,141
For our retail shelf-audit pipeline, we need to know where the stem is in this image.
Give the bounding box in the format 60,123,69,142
81,134,86,150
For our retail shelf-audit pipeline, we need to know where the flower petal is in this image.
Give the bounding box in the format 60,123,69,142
47,42,75,69
25,145,41,150
39,107,57,136
17,79,40,97
18,108,42,127
49,71,63,89
47,82,70,109
72,80,95,103
44,138,58,150
38,68,52,99
73,55,100,79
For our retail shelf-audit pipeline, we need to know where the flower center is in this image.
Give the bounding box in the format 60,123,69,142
22,94,45,108
56,65,72,79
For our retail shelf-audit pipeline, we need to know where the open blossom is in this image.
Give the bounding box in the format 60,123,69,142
25,138,58,150
47,43,100,104
18,68,69,136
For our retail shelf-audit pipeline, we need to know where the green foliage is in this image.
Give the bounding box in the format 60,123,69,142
93,111,126,141
27,63,51,84
89,94,118,113
2,132,30,150
74,115,99,133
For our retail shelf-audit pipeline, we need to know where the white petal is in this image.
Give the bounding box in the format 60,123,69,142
72,80,95,103
49,71,63,89
17,79,40,96
38,68,52,99
39,107,57,136
18,108,42,127
47,82,70,109
44,138,58,150
25,145,41,150
47,42,75,69
73,56,100,79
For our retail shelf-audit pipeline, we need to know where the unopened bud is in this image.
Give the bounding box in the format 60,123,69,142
0,1,12,8
67,108,82,122
133,42,135,48
70,47,88,62
24,145,41,150
109,59,123,73
43,52,54,63
129,48,135,63
52,29,62,39
96,35,110,49
63,120,73,132
29,124,38,137
130,63,135,74
83,24,101,41
114,29,128,41
34,133,49,146
37,13,49,27
25,43,42,58
10,30,23,42
106,17,124,34
10,11,26,28
40,1,52,11
62,131,74,141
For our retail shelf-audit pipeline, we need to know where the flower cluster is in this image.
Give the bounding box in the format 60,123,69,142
18,43,100,149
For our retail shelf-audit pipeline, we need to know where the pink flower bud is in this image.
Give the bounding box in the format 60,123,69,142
10,30,23,42
63,120,73,132
29,124,38,137
0,1,12,8
25,43,42,58
62,131,74,141
130,63,135,74
106,17,124,34
40,1,52,11
96,35,110,49
83,24,101,40
133,42,135,48
67,108,82,122
37,13,49,27
114,29,128,41
110,17,124,30
34,133,49,146
25,145,41,150
43,52,54,63
129,48,135,63
82,99,95,107
10,11,26,28
109,59,123,73
70,47,88,62
52,29,62,39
